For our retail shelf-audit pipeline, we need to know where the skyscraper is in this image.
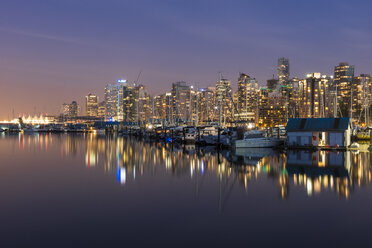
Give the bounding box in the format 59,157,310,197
121,84,151,125
136,84,151,125
171,81,191,124
164,92,173,125
299,73,331,118
216,76,233,126
199,87,215,124
97,101,105,118
153,94,166,121
85,93,98,117
352,74,372,124
277,57,290,85
61,101,79,118
104,79,128,121
237,73,258,122
123,86,137,123
334,62,354,118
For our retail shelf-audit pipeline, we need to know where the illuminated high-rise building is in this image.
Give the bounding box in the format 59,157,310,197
299,73,332,118
237,73,258,123
153,94,166,121
97,101,105,118
190,86,200,126
199,87,216,124
334,62,354,118
164,92,173,125
104,79,128,121
123,86,136,123
285,77,301,118
85,93,98,117
277,57,290,85
121,84,151,125
171,82,191,124
258,88,287,127
61,101,79,118
216,76,233,126
352,74,372,125
137,84,151,125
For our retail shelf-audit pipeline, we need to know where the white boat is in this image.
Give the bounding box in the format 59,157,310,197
235,130,283,148
181,127,197,143
199,126,219,145
22,127,37,132
183,133,197,143
349,142,360,149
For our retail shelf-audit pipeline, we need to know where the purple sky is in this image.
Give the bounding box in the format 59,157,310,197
1,0,372,119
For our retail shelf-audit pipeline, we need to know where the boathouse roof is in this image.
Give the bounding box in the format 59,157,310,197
286,118,351,132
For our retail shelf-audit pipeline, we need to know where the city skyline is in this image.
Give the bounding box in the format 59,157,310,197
3,2,372,246
1,0,372,119
2,59,370,120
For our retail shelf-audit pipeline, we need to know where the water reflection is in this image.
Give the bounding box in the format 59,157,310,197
8,133,372,200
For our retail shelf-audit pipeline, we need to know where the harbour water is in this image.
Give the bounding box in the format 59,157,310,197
1,133,372,247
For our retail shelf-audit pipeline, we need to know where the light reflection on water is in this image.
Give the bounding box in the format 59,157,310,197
1,133,372,247
4,133,372,200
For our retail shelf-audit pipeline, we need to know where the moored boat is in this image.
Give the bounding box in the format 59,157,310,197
235,130,283,148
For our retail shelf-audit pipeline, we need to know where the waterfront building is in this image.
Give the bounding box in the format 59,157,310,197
97,101,106,118
352,74,372,125
123,86,136,123
277,57,290,85
257,88,287,127
164,92,173,125
216,77,233,126
189,86,199,126
298,73,332,118
137,84,151,125
258,75,300,128
198,87,216,124
257,88,271,127
171,82,191,124
121,84,151,126
286,117,352,148
285,77,301,118
153,94,165,121
61,101,79,118
237,73,258,123
85,93,98,117
334,62,355,118
104,79,128,121
265,91,287,127
319,75,337,119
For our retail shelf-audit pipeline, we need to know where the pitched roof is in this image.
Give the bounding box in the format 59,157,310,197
286,118,350,131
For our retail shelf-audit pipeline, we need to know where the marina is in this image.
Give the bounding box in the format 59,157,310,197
2,1,372,246
1,133,372,246
2,117,372,152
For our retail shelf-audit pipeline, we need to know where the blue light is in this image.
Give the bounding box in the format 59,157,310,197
117,166,121,182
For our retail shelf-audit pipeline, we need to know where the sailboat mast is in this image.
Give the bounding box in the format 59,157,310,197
218,72,222,127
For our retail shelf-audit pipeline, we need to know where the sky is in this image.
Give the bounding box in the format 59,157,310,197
1,0,372,119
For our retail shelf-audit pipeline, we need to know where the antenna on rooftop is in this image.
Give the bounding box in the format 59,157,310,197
134,70,142,86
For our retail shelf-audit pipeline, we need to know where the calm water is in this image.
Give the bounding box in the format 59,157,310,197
0,133,372,247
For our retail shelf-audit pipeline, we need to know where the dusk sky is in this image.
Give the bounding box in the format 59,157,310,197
1,0,372,119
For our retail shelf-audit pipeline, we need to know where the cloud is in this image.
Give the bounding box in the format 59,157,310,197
0,26,107,48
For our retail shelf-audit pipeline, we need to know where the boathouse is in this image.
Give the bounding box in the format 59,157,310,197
285,118,352,148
